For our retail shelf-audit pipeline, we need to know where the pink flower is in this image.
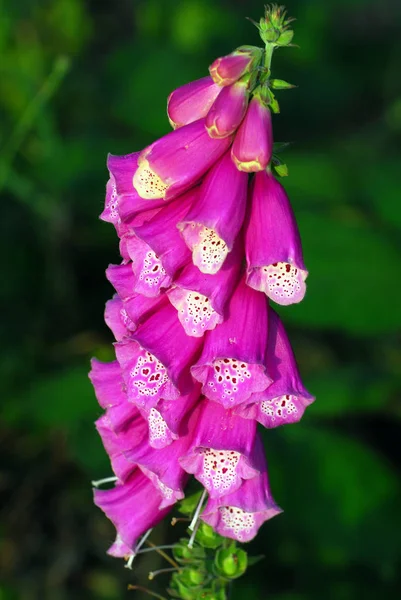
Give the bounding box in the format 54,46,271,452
246,170,308,305
178,150,248,274
235,309,315,427
205,81,249,139
201,434,282,541
167,76,222,129
209,46,262,86
231,94,273,172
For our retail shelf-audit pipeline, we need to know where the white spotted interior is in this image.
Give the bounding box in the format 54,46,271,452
261,394,299,422
262,262,306,304
180,291,219,336
198,448,240,494
148,407,170,444
138,250,167,290
219,506,255,540
133,159,168,199
156,478,174,501
130,351,169,398
193,226,228,274
207,358,251,404
107,181,119,222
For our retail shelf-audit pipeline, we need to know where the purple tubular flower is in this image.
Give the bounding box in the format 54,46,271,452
209,46,262,86
201,434,282,542
234,309,315,427
177,151,248,274
167,236,243,336
179,398,259,498
167,76,222,129
133,119,232,201
246,171,308,305
94,470,171,557
104,295,136,341
205,81,249,139
191,278,272,408
115,302,203,410
124,189,196,297
89,358,124,410
231,95,273,172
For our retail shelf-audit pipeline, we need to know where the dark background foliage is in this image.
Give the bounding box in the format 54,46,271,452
1,0,401,598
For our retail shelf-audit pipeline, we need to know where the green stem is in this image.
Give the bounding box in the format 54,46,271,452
264,42,275,76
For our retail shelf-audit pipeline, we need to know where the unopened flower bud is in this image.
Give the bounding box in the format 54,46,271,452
209,45,262,86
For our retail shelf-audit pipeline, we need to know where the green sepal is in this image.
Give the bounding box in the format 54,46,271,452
214,544,248,579
178,491,203,515
168,574,198,600
272,160,289,177
178,567,208,589
270,78,296,90
173,539,206,564
195,522,225,549
277,29,294,46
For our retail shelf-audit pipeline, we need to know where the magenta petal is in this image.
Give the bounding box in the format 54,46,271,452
94,470,170,555
154,383,201,441
95,408,147,482
89,359,125,409
235,309,315,427
105,295,136,340
201,434,282,542
125,427,194,508
246,171,308,305
205,81,249,139
179,398,259,498
191,278,271,408
178,151,247,274
167,76,222,129
106,264,166,322
115,303,202,409
134,119,232,201
167,237,242,336
100,175,119,225
125,236,172,297
231,96,273,172
107,153,168,220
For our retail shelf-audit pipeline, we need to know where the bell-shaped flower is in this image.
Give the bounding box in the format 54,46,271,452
167,236,243,336
94,470,171,558
167,76,222,129
235,309,315,427
115,302,203,410
209,46,262,87
124,189,196,297
205,80,249,139
191,278,271,408
133,119,232,201
246,170,308,305
201,434,282,542
180,398,259,498
231,94,273,172
178,150,247,275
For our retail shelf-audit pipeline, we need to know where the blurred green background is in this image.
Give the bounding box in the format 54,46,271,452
1,0,401,598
